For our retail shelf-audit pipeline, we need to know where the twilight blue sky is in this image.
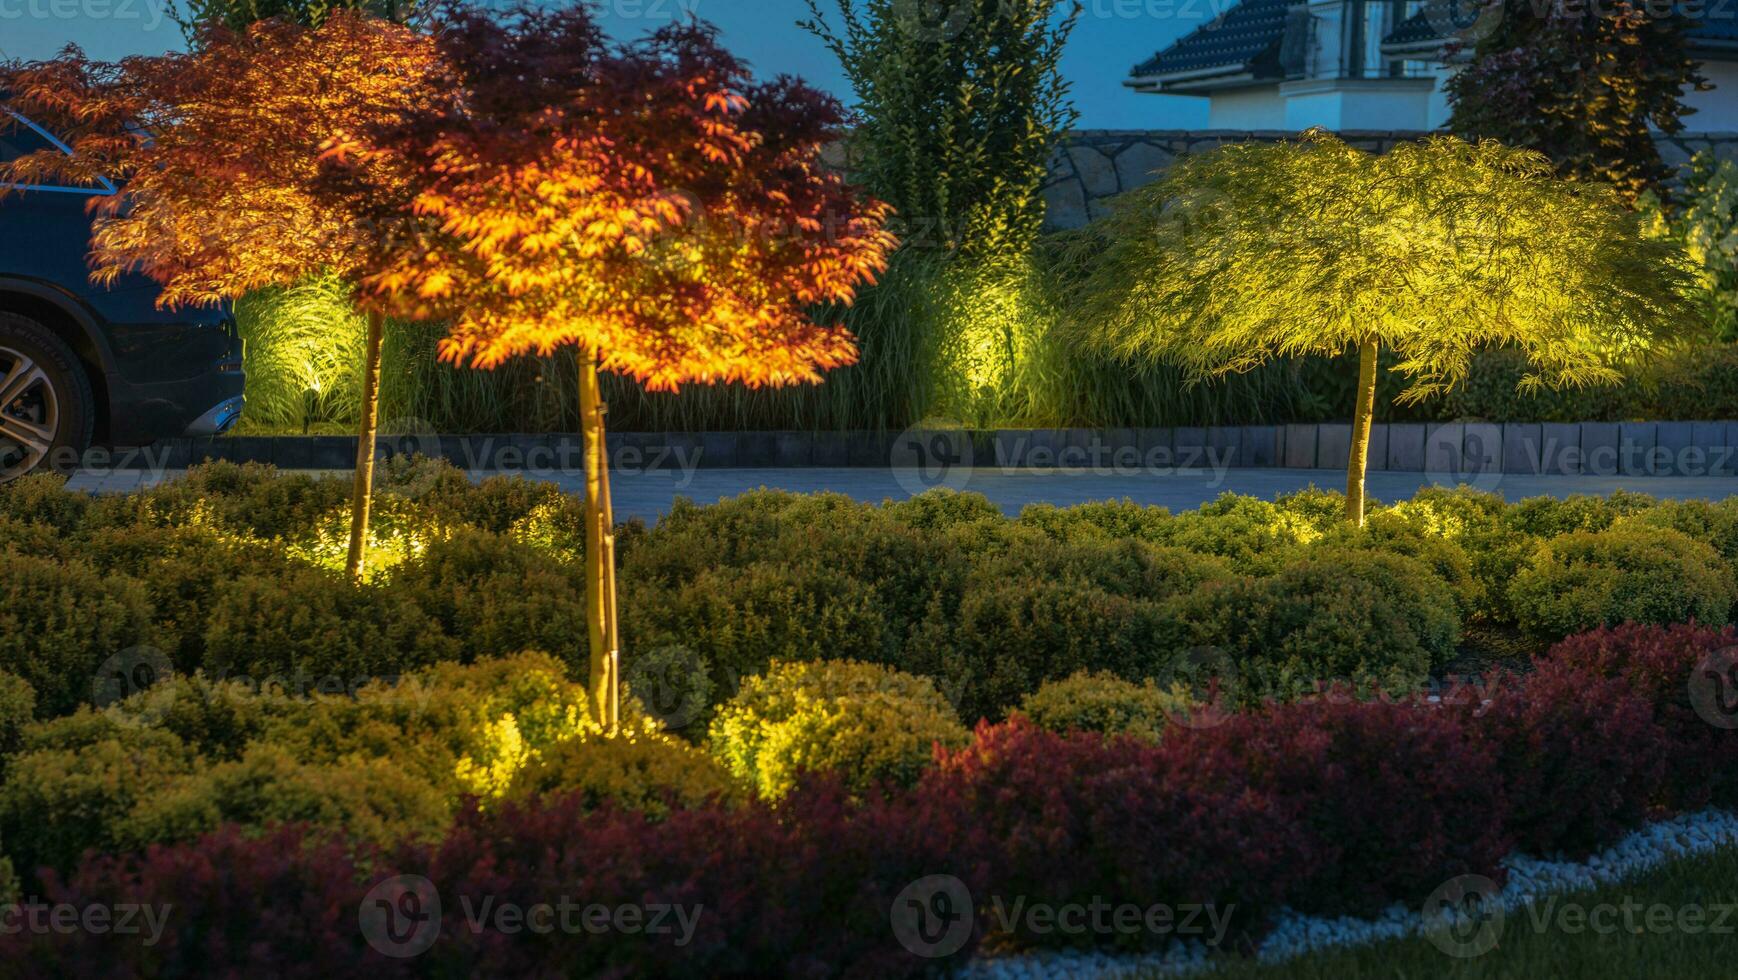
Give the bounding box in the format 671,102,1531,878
0,0,1214,127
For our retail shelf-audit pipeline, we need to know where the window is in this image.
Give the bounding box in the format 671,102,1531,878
0,123,51,163
0,112,115,194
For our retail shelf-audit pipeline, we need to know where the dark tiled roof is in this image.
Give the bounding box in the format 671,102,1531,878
1130,0,1292,78
1134,0,1738,82
1383,6,1446,47
1382,2,1738,49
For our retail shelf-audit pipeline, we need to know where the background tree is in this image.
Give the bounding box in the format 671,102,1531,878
1445,0,1705,201
801,0,1079,259
341,5,894,727
1642,151,1738,342
1072,132,1698,525
0,15,441,579
173,0,422,40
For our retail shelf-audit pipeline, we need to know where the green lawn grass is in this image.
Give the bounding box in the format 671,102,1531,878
1191,846,1738,979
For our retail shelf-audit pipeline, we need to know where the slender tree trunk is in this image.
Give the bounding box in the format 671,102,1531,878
1346,338,1379,527
345,308,386,581
579,354,621,731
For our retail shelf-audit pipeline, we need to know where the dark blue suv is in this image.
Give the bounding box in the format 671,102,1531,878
0,112,244,481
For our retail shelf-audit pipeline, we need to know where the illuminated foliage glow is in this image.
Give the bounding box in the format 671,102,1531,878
336,6,896,392
1075,131,1699,403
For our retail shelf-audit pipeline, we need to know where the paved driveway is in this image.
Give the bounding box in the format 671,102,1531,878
65,465,1738,523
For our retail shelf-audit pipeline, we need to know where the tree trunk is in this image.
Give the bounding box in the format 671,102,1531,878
345,309,386,581
1345,338,1379,526
579,354,621,731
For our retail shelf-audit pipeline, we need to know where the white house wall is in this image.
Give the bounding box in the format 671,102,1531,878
1208,88,1289,129
1686,61,1738,131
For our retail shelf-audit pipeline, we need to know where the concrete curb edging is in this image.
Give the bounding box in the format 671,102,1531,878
108,421,1738,476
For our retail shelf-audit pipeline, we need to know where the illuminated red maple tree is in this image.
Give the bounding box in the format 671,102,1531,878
338,5,895,725
0,15,442,580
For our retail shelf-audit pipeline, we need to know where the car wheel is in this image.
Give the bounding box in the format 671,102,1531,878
0,312,95,483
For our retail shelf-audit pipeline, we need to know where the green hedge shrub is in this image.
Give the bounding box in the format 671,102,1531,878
0,653,596,882
1147,493,1335,574
1015,499,1175,544
0,473,89,532
1161,553,1453,704
905,575,1179,724
200,565,460,684
385,528,589,667
1310,514,1482,616
0,672,34,768
75,524,291,669
621,561,897,712
112,745,451,853
1017,670,1192,740
0,553,156,717
9,458,1737,737
504,733,741,816
1508,527,1737,638
0,722,199,878
1620,500,1738,565
707,660,968,799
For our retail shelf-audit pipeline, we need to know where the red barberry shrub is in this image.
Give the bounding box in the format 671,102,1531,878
423,786,977,979
0,825,402,980
1462,665,1671,858
1541,623,1738,810
922,717,1308,950
1168,694,1510,916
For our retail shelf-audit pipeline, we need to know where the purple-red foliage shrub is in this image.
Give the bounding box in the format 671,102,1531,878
1463,665,1670,858
925,716,1308,949
1537,623,1738,811
1168,694,1510,916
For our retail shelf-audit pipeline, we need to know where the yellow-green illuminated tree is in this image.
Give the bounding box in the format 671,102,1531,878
1075,131,1699,525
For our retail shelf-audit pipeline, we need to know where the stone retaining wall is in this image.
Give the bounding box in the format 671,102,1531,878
1043,129,1738,230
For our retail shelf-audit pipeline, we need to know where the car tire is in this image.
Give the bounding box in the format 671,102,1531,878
0,312,95,482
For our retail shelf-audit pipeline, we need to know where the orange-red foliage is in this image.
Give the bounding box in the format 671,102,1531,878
0,15,440,309
339,6,895,391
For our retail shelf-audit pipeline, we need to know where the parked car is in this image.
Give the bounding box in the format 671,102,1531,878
0,110,243,482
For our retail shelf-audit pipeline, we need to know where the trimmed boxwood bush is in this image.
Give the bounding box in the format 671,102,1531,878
1311,512,1482,616
0,653,595,882
75,523,291,669
113,744,452,854
622,561,898,711
8,459,1738,738
504,732,741,816
1016,670,1192,740
1148,493,1334,574
0,552,156,718
1014,498,1176,543
200,564,461,684
0,722,199,880
1160,554,1451,704
1508,526,1737,638
384,527,588,667
0,671,33,768
708,660,967,799
906,575,1179,724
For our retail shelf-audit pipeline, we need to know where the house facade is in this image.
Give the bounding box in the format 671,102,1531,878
1126,0,1738,132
